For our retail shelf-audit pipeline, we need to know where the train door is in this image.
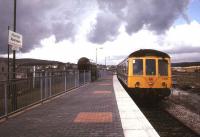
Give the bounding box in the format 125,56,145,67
145,58,157,88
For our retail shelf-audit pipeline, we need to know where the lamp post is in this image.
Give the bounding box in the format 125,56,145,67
95,47,103,65
105,56,110,66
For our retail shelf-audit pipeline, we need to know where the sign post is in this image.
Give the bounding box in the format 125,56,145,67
7,27,10,82
11,0,18,111
8,30,22,111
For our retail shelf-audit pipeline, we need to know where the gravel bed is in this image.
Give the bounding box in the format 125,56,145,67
165,92,200,135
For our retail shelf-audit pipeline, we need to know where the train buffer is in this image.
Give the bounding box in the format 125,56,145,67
0,75,159,137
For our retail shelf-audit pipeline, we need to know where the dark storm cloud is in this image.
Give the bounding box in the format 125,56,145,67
0,0,53,53
0,0,191,53
88,12,121,44
0,0,89,53
88,0,190,43
16,0,84,51
52,22,75,42
97,0,127,18
0,0,13,53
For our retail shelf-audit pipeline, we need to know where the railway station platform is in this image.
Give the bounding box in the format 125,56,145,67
0,75,159,137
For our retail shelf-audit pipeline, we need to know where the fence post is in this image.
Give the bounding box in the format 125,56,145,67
45,71,48,98
40,72,43,101
89,70,91,82
88,71,90,82
49,72,52,97
65,71,67,91
33,66,36,88
74,70,75,88
77,70,79,87
32,74,35,89
86,71,88,83
84,70,85,84
4,83,8,117
86,71,89,83
69,71,71,89
74,70,76,88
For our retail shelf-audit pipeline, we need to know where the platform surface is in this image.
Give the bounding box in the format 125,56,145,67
0,75,159,137
113,75,160,137
0,76,124,137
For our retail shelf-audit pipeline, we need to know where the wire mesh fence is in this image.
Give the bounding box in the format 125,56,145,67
0,70,93,118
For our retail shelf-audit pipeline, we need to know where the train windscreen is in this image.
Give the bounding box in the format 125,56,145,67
146,59,156,75
158,59,168,76
133,59,143,75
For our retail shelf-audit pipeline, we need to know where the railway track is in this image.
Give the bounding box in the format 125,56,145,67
118,78,199,137
134,99,199,137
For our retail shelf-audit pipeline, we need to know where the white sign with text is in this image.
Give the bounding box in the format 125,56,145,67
8,30,23,50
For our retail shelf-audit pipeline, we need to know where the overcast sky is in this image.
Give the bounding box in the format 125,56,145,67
0,0,200,64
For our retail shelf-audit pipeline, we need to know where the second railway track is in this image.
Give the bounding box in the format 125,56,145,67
133,99,199,137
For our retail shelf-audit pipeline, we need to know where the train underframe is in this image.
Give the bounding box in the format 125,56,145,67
118,77,171,100
127,88,171,99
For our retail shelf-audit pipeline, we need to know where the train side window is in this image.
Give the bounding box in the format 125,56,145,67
158,59,168,76
133,59,143,75
146,59,156,75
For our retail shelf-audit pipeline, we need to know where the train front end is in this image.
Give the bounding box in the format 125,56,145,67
127,50,172,99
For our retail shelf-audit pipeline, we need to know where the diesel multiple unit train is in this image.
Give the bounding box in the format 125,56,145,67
117,49,172,99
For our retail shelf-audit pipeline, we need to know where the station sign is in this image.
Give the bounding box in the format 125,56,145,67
8,30,23,50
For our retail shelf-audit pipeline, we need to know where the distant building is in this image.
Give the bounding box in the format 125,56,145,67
65,62,78,70
0,58,75,81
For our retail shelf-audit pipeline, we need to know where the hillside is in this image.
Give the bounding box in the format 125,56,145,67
172,62,200,67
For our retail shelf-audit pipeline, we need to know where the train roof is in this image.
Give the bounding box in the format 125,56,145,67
128,49,170,58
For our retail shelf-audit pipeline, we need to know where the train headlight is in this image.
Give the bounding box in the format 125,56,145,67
162,82,167,88
135,82,140,87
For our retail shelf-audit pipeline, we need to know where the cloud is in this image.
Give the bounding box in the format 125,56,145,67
88,0,190,44
17,35,98,64
170,53,200,62
1,21,199,64
99,21,200,63
164,21,200,48
0,0,96,53
0,0,13,53
126,0,190,33
52,22,75,42
0,0,190,52
1,0,198,64
87,11,121,44
165,46,200,54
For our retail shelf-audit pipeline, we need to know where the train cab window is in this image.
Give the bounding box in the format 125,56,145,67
146,59,156,75
158,59,168,76
133,59,143,75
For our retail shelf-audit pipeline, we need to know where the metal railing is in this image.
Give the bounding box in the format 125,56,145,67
0,70,91,118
